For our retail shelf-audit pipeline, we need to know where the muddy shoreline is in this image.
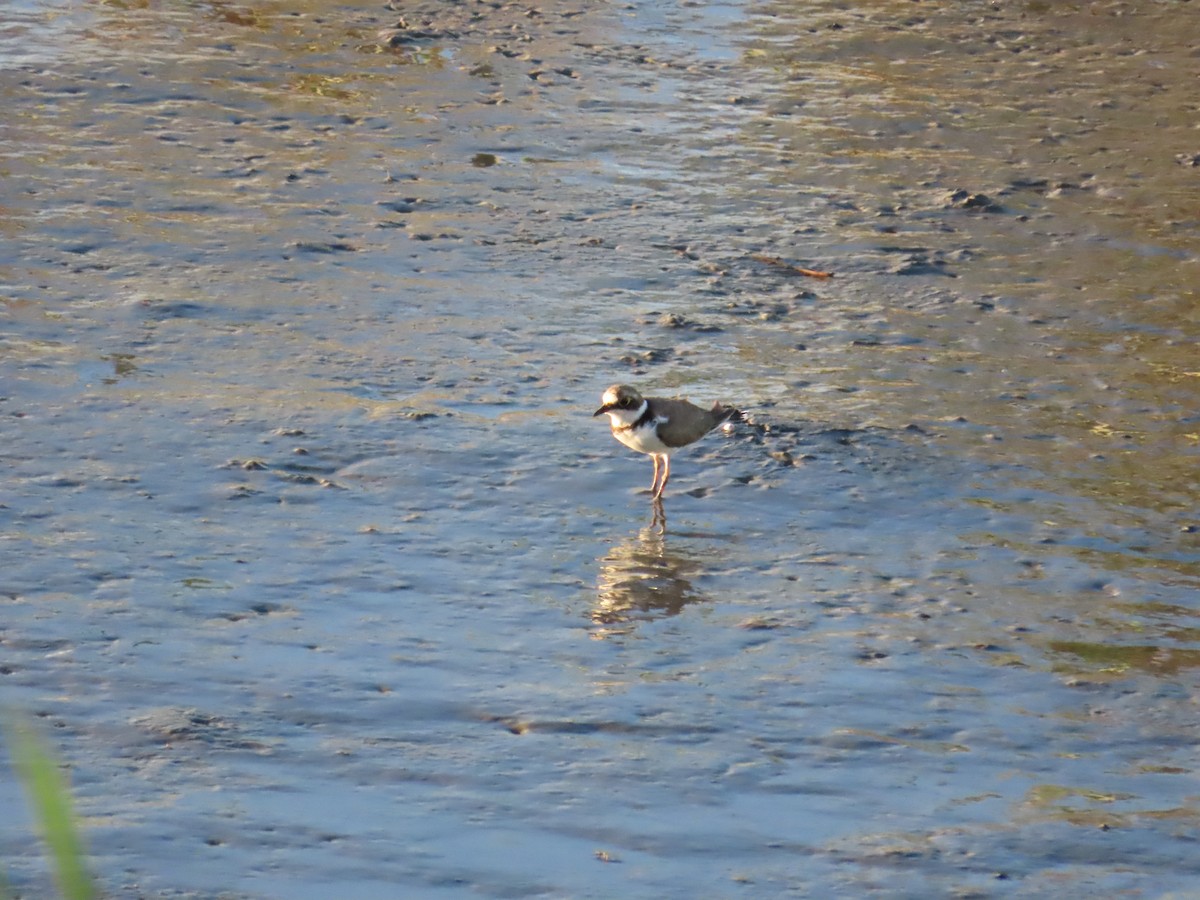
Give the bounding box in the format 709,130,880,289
2,1,1198,897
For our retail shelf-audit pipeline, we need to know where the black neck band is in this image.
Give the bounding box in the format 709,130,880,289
617,403,655,432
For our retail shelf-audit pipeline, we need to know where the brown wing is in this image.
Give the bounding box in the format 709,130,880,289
652,398,736,448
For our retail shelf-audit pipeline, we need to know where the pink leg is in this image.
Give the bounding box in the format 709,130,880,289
650,455,662,494
653,455,671,499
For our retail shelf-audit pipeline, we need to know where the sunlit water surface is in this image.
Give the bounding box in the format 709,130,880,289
1,0,1197,896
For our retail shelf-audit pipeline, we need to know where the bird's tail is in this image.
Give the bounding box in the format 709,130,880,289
712,402,744,426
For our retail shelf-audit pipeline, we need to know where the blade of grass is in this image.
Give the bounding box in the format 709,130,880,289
5,715,96,900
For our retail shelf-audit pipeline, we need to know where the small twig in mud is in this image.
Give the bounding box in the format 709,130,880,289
750,253,835,279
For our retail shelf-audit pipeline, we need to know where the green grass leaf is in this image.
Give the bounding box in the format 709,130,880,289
5,715,96,900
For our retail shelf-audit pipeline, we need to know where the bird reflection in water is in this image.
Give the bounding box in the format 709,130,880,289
592,500,709,634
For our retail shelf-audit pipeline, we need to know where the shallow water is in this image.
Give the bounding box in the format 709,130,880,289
2,0,1198,896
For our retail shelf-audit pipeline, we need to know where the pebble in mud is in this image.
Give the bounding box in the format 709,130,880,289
941,189,1003,212
648,312,724,332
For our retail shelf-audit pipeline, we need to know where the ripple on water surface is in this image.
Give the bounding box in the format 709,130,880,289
2,0,1198,897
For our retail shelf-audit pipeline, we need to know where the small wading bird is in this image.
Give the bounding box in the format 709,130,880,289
593,384,743,500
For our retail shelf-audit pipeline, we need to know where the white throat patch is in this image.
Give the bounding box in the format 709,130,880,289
605,399,649,429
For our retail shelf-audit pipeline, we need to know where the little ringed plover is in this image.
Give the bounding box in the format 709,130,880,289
593,383,743,499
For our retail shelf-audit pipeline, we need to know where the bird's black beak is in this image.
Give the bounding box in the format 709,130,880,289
593,404,611,417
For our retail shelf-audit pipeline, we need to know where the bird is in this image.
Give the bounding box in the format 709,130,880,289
593,384,743,499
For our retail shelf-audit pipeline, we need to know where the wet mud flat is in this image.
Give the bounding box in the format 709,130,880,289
2,0,1199,897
